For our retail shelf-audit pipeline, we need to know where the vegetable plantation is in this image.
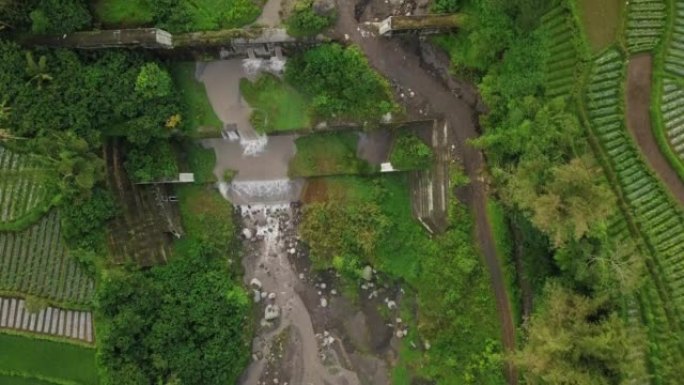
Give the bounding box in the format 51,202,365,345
584,49,684,382
0,297,94,343
625,0,667,53
0,146,54,228
661,79,684,157
540,5,583,99
0,211,94,306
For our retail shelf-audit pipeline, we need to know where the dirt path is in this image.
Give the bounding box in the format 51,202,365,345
626,54,684,206
331,2,518,383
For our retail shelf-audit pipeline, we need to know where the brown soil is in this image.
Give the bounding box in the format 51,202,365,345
332,1,518,383
626,54,684,206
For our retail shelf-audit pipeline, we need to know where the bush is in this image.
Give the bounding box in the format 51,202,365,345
124,140,178,183
61,188,117,252
135,63,172,99
432,0,461,13
285,44,395,121
29,0,91,34
390,133,434,170
285,0,335,37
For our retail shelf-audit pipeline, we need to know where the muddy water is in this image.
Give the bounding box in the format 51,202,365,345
238,203,361,385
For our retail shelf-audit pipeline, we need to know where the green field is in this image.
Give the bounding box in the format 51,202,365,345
576,0,622,52
91,0,154,27
240,74,311,133
170,62,223,138
0,374,59,385
289,132,373,177
92,0,261,31
0,333,98,385
0,210,95,306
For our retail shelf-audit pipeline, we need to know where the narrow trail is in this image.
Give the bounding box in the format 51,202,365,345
331,2,518,383
625,54,684,207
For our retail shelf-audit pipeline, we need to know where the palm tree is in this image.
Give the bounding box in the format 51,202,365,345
25,52,53,89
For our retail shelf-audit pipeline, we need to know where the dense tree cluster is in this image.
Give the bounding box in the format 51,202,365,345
285,43,396,122
96,246,250,385
285,0,336,37
389,132,434,170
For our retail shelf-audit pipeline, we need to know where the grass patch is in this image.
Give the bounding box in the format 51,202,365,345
170,62,223,138
91,0,154,27
184,142,217,183
0,374,60,385
289,132,374,177
576,0,622,53
240,74,311,133
177,184,237,256
0,333,98,385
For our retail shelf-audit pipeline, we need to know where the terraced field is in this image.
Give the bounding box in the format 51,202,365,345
0,211,94,306
584,48,684,382
625,0,667,53
0,146,54,227
655,0,684,165
0,297,94,343
540,6,584,99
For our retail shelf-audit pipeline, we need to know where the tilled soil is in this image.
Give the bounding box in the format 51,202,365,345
625,54,684,206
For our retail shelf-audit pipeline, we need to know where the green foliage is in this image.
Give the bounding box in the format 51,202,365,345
0,333,98,385
299,175,504,384
184,142,217,183
124,140,179,183
61,187,116,253
29,0,91,34
289,132,374,177
135,62,172,99
301,201,389,270
177,185,238,258
240,74,311,133
431,0,461,13
515,282,647,385
153,0,261,33
92,0,154,27
389,132,433,170
285,0,336,37
170,62,222,137
96,249,250,385
285,44,395,121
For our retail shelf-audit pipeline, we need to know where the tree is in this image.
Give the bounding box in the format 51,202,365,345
285,43,396,121
25,52,52,89
285,0,335,37
390,132,434,170
515,282,647,385
135,63,173,99
29,0,91,34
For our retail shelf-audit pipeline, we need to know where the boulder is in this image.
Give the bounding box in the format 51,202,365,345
361,265,373,281
242,228,253,240
250,278,262,290
312,0,335,16
264,304,281,321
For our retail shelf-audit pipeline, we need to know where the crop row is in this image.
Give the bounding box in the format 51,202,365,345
625,0,667,52
0,297,93,343
586,49,684,381
0,211,94,305
587,49,684,320
662,1,684,76
541,6,581,99
662,79,684,159
0,146,51,225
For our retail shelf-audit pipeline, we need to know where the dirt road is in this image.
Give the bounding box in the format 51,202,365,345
626,54,684,206
331,2,518,383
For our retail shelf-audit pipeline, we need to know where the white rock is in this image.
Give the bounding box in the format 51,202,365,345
299,273,305,280
396,330,405,338
396,317,402,324
242,228,253,239
268,292,276,300
424,340,431,350
253,290,262,303
362,266,373,281
264,304,281,321
387,300,397,310
320,298,328,307
250,278,262,289
288,248,296,255
331,289,338,295
320,283,327,289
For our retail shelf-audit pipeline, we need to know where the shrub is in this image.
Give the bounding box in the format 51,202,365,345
135,63,173,99
124,140,178,183
390,133,434,170
285,0,336,37
30,0,91,34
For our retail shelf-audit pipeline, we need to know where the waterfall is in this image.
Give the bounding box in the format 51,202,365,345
242,57,287,76
219,179,302,205
239,134,268,156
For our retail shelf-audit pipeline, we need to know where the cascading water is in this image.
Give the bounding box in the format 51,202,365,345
239,134,268,156
219,179,302,205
